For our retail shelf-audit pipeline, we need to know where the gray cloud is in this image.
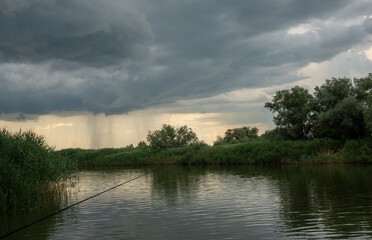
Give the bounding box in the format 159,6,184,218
364,18,372,34
0,0,371,118
0,0,153,67
0,113,38,122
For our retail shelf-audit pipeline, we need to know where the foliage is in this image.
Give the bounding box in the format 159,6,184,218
146,124,199,150
260,128,289,141
337,139,372,163
364,96,372,136
213,135,225,146
226,126,258,143
265,73,372,141
0,128,75,212
312,77,366,140
137,141,148,148
265,86,313,140
64,137,372,167
312,96,365,140
354,73,372,136
126,144,134,149
313,77,353,111
214,126,259,145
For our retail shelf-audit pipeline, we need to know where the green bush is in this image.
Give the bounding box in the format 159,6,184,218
338,139,372,163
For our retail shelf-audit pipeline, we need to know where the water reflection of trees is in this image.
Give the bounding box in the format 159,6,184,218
199,165,372,238
151,166,208,205
272,166,372,238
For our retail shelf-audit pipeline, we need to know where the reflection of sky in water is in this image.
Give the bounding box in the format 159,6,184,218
77,169,280,239
4,166,372,239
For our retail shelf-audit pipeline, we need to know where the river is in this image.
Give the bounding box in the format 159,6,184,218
1,165,372,239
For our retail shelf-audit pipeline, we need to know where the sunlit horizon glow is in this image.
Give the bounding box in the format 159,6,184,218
0,109,271,150
0,110,272,149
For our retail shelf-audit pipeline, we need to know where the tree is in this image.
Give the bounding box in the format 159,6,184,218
312,77,353,112
125,144,134,149
137,141,148,148
312,96,365,140
265,86,313,140
213,135,225,146
213,126,259,145
223,126,258,143
264,74,372,141
260,128,289,141
363,94,372,136
312,77,365,140
354,73,372,136
146,124,199,150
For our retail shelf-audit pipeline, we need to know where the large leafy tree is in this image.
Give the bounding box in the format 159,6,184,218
354,73,372,136
312,96,365,140
265,86,313,140
312,77,353,112
264,74,372,141
146,124,198,150
312,77,365,140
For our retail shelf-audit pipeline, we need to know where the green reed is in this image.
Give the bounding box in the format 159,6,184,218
0,128,76,213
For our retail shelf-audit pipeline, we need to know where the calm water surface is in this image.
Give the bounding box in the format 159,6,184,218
1,165,372,239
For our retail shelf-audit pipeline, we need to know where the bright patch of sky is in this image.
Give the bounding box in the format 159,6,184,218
287,24,319,35
365,46,372,61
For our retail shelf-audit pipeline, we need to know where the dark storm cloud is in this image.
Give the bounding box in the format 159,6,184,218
0,0,371,117
364,18,372,34
0,0,153,67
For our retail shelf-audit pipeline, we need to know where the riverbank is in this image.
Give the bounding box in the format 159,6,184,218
59,138,372,167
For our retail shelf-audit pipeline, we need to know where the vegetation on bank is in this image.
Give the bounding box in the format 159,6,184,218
59,137,372,166
2,74,372,211
60,73,372,166
0,129,75,213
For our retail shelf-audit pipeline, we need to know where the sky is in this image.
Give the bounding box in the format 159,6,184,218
1,0,372,149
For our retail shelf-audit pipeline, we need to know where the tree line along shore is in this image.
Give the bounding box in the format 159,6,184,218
1,73,372,212
60,73,372,166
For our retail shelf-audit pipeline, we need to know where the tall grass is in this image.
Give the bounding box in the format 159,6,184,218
0,129,76,213
60,138,372,167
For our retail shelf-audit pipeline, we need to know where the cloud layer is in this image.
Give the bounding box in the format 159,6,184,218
0,0,372,118
0,0,153,66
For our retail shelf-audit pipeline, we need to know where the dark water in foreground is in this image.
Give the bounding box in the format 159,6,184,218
1,165,372,239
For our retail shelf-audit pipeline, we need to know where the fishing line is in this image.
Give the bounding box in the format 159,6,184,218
0,171,152,239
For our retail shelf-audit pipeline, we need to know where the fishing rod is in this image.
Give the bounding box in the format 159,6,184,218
0,171,152,239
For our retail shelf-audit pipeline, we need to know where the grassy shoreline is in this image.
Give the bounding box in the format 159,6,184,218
1,127,370,213
59,138,372,167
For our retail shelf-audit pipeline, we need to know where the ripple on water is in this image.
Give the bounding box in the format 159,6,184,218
3,166,372,240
